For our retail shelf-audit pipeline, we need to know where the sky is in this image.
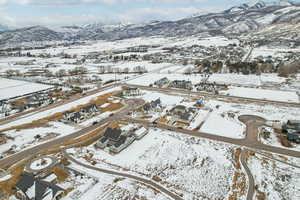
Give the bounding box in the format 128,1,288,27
0,0,297,28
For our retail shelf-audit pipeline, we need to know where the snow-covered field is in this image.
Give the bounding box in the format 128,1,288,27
0,122,76,156
127,73,288,88
248,153,300,200
0,78,53,100
20,36,238,56
208,73,286,86
200,112,245,139
68,129,238,199
205,99,300,122
127,73,204,86
220,86,299,103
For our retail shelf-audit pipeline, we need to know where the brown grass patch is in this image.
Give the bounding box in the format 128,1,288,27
228,148,246,200
174,121,189,127
102,103,123,112
233,148,242,169
109,122,120,129
229,171,247,200
277,135,292,147
256,188,266,200
51,167,69,183
157,116,168,124
0,165,24,195
63,125,106,147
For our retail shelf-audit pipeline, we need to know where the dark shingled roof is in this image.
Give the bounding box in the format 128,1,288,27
16,173,64,200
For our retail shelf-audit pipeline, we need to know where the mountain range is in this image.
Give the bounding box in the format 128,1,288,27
1,0,300,48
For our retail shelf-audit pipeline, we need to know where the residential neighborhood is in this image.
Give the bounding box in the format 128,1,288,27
0,0,300,200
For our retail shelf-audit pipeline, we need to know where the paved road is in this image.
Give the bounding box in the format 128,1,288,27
124,84,300,108
240,149,255,200
65,152,183,200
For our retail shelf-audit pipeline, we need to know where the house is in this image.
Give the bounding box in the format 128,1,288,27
134,127,148,139
287,120,300,126
171,105,188,116
63,111,83,124
96,128,136,153
143,103,151,112
143,98,161,112
63,104,98,123
282,124,300,134
169,80,192,90
287,133,300,144
122,87,140,96
170,105,196,123
154,77,170,88
16,173,64,200
195,82,228,93
150,98,161,109
80,104,98,115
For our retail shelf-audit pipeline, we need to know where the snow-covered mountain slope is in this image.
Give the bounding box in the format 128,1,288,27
0,2,300,48
0,25,10,32
0,26,64,47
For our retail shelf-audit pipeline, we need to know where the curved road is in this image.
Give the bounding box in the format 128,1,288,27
240,150,255,200
65,152,183,200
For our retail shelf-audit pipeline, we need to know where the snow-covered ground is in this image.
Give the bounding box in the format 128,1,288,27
220,86,299,103
208,73,286,86
65,163,170,200
187,109,210,130
0,122,76,156
30,157,53,171
200,112,245,139
205,99,300,122
19,36,238,56
248,153,300,200
68,128,238,199
0,78,53,100
127,73,205,86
